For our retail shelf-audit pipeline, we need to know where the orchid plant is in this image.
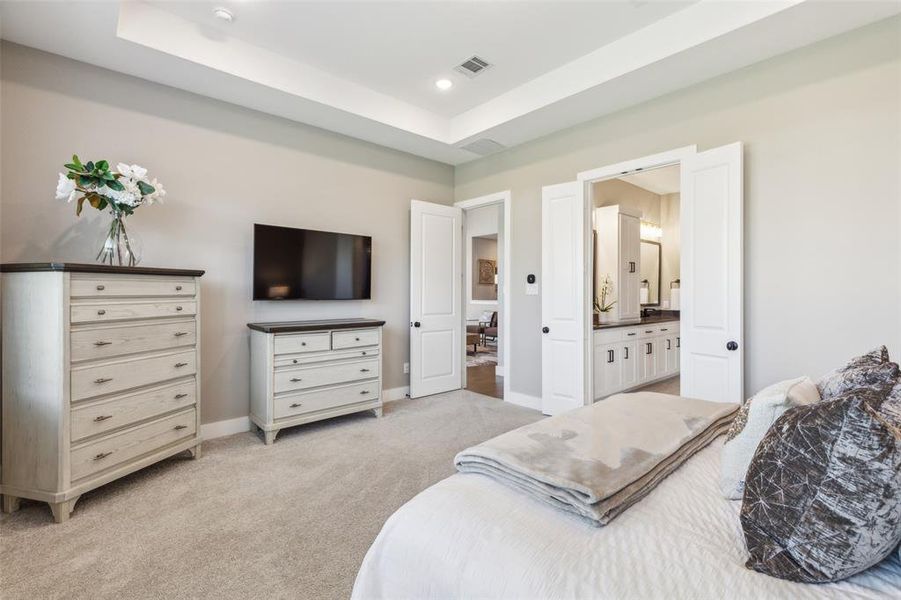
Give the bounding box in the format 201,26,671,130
594,274,616,313
55,155,166,266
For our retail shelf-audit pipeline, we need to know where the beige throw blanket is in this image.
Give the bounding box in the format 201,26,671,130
454,392,738,526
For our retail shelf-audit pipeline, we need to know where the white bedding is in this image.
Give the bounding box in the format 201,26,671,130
353,439,901,599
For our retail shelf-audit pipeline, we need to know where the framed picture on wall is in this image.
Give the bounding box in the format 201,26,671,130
478,259,496,284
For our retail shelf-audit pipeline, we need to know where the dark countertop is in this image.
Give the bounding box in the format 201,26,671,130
247,318,386,333
0,262,205,277
594,312,680,330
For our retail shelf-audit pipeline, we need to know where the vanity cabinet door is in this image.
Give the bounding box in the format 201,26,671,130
618,214,642,321
621,341,638,388
639,339,657,382
594,343,623,400
656,335,668,375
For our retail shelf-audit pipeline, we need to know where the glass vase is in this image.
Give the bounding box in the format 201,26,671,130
97,212,143,266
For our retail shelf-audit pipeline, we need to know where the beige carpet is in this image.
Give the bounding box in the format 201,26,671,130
0,391,541,600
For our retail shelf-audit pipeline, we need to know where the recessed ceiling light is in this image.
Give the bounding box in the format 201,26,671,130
435,79,453,91
213,7,234,23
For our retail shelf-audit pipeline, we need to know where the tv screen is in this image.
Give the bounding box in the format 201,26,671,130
253,224,372,300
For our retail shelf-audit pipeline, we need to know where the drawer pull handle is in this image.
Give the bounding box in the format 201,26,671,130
174,425,188,430
96,284,105,291
174,362,189,368
175,306,184,312
361,351,367,356
93,451,112,461
175,285,183,291
174,393,189,399
292,359,298,364
290,378,302,382
360,368,371,373
97,309,106,316
94,340,112,346
627,332,637,336
93,415,112,422
360,390,370,395
94,377,113,384
290,402,303,408
661,328,668,331
174,331,188,337
645,330,654,334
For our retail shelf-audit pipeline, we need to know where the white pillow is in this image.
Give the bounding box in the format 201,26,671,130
719,376,820,499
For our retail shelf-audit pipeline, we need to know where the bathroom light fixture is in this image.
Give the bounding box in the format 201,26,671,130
213,7,234,22
435,79,453,91
640,220,662,240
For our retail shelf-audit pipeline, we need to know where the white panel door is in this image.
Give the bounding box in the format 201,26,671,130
541,181,587,415
680,143,743,403
619,214,641,320
410,200,463,398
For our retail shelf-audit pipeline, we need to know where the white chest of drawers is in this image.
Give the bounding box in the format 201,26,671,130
248,319,385,444
0,263,204,523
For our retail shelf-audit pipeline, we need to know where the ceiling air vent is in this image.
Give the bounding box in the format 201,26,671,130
454,55,492,79
459,138,506,156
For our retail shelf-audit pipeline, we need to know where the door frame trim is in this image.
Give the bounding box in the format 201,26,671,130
455,190,512,404
576,146,697,403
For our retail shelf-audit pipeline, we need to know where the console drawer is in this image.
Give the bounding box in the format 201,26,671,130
273,332,331,355
71,275,195,298
71,300,196,324
71,379,197,442
71,319,196,362
71,349,197,402
331,328,379,349
273,358,379,393
274,381,379,419
70,409,196,481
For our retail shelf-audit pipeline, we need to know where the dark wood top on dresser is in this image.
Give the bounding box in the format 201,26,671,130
247,319,386,333
594,312,680,330
0,262,205,277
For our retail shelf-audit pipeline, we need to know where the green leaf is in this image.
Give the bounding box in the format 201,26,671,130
136,181,155,196
85,161,94,172
63,163,80,171
96,160,109,171
77,175,93,188
105,179,125,192
72,154,83,170
97,198,108,211
76,196,85,216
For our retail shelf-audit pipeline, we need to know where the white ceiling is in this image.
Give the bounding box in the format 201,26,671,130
620,165,681,196
2,1,899,165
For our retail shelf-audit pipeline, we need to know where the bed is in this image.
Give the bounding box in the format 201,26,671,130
352,438,901,599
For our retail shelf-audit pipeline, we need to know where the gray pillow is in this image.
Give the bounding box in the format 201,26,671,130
816,346,897,400
740,387,901,583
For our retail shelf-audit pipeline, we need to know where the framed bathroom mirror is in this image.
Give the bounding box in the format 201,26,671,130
640,240,661,305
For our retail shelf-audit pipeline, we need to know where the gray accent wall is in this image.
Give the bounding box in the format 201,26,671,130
0,43,454,424
455,17,901,400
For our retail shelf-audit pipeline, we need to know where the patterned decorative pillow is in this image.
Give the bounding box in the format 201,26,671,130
741,388,901,583
816,346,897,400
719,377,820,499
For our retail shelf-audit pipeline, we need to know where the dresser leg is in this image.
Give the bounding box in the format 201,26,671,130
263,429,279,445
373,406,383,418
2,495,21,514
49,496,80,524
188,444,202,459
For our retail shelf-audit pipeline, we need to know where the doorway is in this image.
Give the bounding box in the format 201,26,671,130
457,192,511,401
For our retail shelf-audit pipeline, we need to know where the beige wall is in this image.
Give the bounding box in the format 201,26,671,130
455,17,901,400
593,178,661,223
660,193,680,306
0,43,455,424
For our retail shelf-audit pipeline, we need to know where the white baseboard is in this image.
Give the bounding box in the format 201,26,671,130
383,386,410,403
505,391,541,411
201,416,251,440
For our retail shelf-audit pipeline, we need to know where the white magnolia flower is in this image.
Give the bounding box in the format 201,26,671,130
55,173,77,202
116,163,147,180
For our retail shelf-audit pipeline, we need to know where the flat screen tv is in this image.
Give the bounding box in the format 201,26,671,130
253,224,372,300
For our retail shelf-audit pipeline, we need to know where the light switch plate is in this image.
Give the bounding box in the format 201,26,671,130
525,283,538,296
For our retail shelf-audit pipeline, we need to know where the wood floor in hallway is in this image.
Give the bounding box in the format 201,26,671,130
465,364,503,399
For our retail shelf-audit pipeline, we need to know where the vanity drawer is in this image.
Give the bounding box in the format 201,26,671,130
273,358,379,393
71,349,197,402
274,347,378,368
71,319,196,362
594,329,623,345
274,381,379,419
71,300,196,324
332,328,379,349
657,323,679,335
71,379,196,442
71,275,195,298
70,408,196,481
273,332,331,355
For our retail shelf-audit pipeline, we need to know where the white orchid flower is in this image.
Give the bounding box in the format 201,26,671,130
146,178,167,204
55,173,76,202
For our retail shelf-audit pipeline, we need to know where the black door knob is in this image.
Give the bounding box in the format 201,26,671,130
413,321,421,328
726,341,738,351
542,326,550,334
